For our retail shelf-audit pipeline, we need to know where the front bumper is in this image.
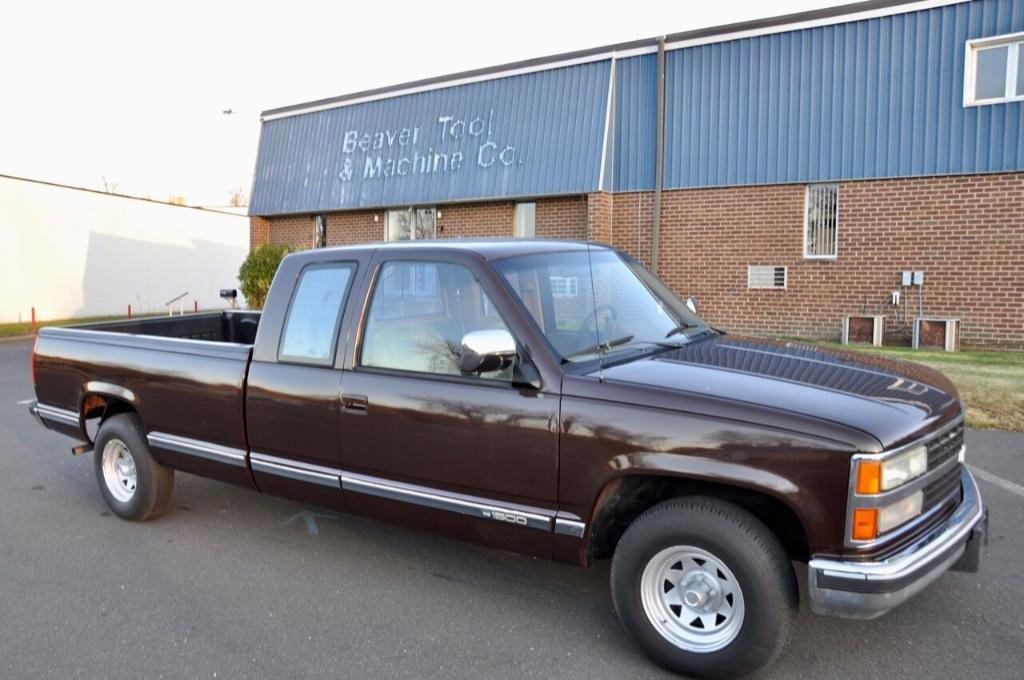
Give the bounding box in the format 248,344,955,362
808,467,986,619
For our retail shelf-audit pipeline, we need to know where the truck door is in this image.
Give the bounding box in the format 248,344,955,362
337,250,560,557
245,254,364,510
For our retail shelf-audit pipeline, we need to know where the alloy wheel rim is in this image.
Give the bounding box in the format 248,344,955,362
101,439,137,503
639,545,745,653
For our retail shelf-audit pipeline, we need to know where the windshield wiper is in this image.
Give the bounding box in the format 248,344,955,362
665,323,701,339
565,334,635,361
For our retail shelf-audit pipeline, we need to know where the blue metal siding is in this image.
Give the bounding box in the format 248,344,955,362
250,62,611,215
610,54,658,192
650,0,1024,191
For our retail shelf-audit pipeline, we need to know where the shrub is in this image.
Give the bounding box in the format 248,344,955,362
238,244,289,309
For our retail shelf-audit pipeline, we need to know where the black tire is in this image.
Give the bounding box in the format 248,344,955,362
93,413,174,521
611,496,797,678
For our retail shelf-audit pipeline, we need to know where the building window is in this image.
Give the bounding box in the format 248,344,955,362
964,32,1024,106
385,208,436,241
314,215,327,248
514,202,536,238
804,183,839,259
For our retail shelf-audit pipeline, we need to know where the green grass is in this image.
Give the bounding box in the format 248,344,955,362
0,313,162,338
808,341,1024,431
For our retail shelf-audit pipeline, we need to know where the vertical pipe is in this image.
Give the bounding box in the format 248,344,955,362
31,307,36,333
128,304,132,320
651,36,667,274
194,300,198,314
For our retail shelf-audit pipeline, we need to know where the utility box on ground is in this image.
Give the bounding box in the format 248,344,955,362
913,317,960,352
842,315,885,346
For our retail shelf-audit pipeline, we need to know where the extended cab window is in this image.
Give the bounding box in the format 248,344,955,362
278,263,355,364
361,261,511,380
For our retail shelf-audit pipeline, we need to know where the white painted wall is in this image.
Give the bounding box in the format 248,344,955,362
0,175,249,323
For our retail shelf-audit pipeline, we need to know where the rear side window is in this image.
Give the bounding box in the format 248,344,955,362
278,263,355,365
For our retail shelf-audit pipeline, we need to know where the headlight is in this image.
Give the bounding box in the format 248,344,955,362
855,445,928,494
851,490,925,540
877,490,924,533
881,445,928,490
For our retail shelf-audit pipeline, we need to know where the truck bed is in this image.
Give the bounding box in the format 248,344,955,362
31,310,260,487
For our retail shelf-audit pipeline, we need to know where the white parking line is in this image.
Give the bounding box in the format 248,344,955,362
970,465,1024,499
16,399,34,405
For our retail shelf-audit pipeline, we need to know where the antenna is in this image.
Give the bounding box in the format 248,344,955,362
584,237,605,383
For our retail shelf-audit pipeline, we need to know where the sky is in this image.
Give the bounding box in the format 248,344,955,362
1,0,838,207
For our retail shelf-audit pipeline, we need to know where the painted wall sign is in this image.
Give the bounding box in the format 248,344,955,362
250,61,611,215
337,109,522,184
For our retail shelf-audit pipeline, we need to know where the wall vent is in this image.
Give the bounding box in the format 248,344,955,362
748,265,787,289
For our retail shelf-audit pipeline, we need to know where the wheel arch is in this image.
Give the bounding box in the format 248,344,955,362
586,473,811,564
79,381,140,443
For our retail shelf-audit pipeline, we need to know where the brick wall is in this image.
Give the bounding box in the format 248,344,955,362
609,173,1024,349
250,172,1023,348
436,201,515,238
536,196,587,239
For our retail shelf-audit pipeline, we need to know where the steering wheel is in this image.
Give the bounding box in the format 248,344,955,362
574,304,618,350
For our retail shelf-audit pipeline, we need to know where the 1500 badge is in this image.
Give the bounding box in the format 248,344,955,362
481,509,528,526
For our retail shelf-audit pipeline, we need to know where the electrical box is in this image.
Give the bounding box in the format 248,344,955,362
901,271,913,286
913,271,924,286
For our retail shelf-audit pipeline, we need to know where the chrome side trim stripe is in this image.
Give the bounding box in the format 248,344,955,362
147,432,246,468
250,452,341,489
341,472,554,532
554,518,587,538
35,403,80,427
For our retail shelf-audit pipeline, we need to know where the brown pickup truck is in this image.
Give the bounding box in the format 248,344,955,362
29,240,985,677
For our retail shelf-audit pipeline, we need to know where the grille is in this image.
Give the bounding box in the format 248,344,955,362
920,421,964,515
927,421,964,469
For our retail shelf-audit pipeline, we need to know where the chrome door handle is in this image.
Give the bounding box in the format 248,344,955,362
341,394,368,412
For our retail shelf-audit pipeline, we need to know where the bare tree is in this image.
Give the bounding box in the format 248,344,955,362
229,188,248,208
101,176,121,195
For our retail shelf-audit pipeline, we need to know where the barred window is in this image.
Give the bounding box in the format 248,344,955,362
804,184,839,259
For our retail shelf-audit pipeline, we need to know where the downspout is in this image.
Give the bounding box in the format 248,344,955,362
651,36,667,275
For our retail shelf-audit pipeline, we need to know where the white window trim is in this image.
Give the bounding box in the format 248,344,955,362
802,184,839,261
963,31,1024,107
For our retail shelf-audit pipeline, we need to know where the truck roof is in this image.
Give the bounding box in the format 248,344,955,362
285,238,613,262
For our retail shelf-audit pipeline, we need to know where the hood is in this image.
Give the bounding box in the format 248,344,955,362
594,336,961,449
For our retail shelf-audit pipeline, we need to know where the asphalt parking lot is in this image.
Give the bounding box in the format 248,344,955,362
1,337,1021,679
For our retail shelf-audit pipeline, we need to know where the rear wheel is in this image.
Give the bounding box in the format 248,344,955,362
611,496,797,678
93,414,174,521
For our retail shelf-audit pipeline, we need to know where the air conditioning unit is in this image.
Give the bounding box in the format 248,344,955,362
913,317,960,352
842,315,885,346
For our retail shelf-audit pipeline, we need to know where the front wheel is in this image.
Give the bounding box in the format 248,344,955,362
93,413,174,521
611,496,797,678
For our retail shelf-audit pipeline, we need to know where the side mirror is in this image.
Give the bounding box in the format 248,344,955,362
460,329,517,374
685,296,698,314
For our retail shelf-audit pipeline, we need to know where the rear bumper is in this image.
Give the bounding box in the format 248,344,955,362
808,467,986,619
28,400,45,428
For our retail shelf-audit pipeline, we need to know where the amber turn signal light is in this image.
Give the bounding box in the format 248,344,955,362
856,460,882,494
852,508,879,541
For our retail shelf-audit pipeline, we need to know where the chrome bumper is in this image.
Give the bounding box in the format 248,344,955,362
808,467,985,619
28,399,46,428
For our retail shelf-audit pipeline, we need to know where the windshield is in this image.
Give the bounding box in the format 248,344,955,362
492,249,709,362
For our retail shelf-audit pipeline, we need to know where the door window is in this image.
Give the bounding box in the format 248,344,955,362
361,261,512,380
278,263,356,365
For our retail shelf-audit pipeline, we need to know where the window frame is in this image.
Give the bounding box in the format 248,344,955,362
355,257,520,385
963,32,1024,107
313,215,327,248
802,183,840,260
384,206,437,241
276,261,358,367
514,201,536,238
